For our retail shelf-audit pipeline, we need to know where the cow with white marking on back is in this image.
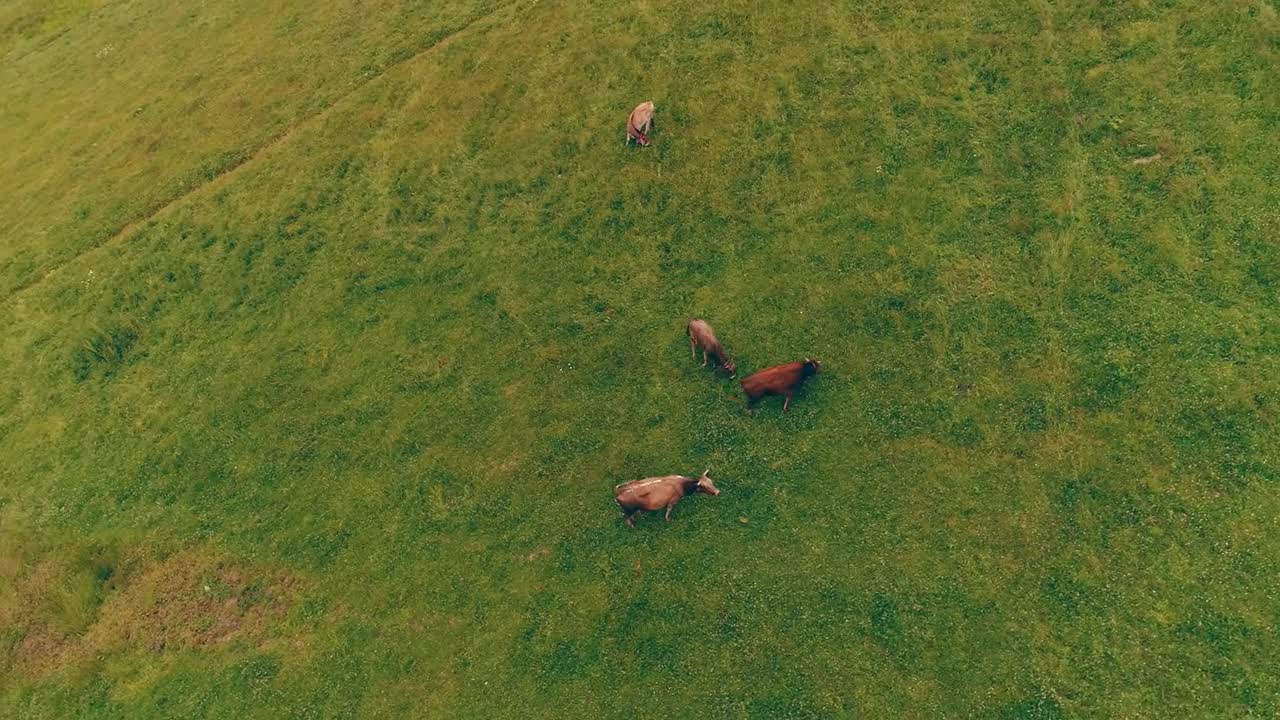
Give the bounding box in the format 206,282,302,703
614,470,719,528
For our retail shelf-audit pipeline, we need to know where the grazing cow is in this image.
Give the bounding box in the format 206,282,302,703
626,101,655,146
615,470,719,527
687,319,736,378
741,358,822,412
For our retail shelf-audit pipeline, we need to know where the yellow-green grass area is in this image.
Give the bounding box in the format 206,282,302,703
1,0,1277,717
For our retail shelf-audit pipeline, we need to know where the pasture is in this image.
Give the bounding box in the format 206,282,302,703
1,0,1277,717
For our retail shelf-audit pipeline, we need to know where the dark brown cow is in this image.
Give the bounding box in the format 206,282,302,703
687,319,736,377
626,101,655,146
614,470,719,527
740,358,822,412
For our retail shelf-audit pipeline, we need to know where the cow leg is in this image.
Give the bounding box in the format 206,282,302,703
624,511,637,528
702,351,708,367
783,393,792,412
665,503,675,522
690,336,696,358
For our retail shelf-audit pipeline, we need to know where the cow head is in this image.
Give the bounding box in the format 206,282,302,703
721,356,737,378
696,469,720,496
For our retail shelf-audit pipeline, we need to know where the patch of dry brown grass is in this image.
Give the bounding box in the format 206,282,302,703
2,544,303,679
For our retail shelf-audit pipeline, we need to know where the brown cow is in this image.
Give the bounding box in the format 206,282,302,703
741,358,822,412
626,101,655,146
614,469,719,527
687,319,736,378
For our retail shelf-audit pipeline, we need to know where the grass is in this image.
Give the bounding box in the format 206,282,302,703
1,0,1277,717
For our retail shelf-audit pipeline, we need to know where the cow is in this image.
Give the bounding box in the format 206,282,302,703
740,358,822,412
614,469,719,527
687,319,736,378
626,101,655,146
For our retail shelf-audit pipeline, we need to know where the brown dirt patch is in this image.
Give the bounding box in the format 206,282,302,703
491,453,524,475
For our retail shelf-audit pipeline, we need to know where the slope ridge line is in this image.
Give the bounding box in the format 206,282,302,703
2,2,515,305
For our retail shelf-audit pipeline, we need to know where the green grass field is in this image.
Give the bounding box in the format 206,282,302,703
2,0,1278,717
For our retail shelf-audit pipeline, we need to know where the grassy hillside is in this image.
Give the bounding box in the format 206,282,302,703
2,0,1277,717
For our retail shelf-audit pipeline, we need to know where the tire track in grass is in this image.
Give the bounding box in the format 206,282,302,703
1,1,518,305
